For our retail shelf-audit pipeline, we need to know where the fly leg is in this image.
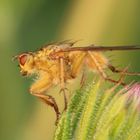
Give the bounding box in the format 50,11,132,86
31,93,60,125
59,58,68,111
30,74,60,125
80,68,87,88
70,52,86,88
88,51,126,86
108,64,140,76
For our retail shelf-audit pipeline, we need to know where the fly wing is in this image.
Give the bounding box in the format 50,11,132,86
59,45,140,52
41,40,78,50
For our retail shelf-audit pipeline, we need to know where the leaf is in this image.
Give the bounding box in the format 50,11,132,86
54,80,140,140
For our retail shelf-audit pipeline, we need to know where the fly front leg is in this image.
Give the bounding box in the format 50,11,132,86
29,73,60,124
31,92,60,124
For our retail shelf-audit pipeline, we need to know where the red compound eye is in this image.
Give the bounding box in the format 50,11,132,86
19,54,28,65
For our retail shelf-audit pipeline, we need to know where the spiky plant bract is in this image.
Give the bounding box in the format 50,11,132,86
54,80,140,140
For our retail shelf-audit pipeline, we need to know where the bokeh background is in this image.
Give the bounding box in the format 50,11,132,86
0,0,140,140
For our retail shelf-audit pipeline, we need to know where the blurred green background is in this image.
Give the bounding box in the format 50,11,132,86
0,0,140,140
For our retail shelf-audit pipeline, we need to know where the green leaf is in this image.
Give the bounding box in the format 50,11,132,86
54,80,140,140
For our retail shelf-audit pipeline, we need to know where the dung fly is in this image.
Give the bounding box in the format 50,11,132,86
13,41,140,123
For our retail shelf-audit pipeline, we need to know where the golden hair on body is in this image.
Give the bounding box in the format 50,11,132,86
14,41,140,124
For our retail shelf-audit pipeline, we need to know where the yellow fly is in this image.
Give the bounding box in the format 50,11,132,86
13,41,140,123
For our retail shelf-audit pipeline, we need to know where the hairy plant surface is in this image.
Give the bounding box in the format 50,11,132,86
54,80,140,140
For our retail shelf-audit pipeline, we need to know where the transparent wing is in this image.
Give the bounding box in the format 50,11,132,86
59,45,140,52
41,40,77,50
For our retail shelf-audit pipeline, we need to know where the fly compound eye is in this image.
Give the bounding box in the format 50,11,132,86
19,54,28,66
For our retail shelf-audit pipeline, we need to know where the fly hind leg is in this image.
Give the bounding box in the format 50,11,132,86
87,51,126,86
108,64,140,76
